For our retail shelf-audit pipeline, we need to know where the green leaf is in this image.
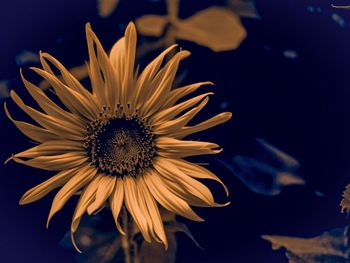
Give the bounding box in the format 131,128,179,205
262,227,350,263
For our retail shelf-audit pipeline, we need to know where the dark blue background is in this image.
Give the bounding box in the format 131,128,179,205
1,0,350,262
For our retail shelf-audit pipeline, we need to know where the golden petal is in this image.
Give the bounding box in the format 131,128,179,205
134,44,177,107
4,103,58,143
19,167,80,205
39,52,100,113
20,69,85,129
140,50,191,117
162,81,213,109
154,157,215,206
137,177,168,248
10,90,84,140
151,92,212,125
172,112,233,139
170,158,229,196
71,175,103,233
110,177,125,235
30,67,98,121
123,176,152,242
85,23,106,106
13,153,88,171
46,165,96,228
142,170,203,222
87,175,116,215
86,24,119,111
13,140,83,159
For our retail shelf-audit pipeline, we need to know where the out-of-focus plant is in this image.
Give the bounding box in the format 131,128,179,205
61,209,199,263
217,138,305,196
0,80,10,100
97,0,120,17
263,227,350,262
39,0,258,90
136,0,248,52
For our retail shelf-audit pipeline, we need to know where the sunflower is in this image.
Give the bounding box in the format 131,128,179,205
5,22,232,251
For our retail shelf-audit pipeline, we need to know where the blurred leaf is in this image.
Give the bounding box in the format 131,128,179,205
166,221,202,249
341,184,350,214
167,0,179,23
15,50,40,66
139,218,200,263
175,7,246,51
228,0,261,19
136,15,168,37
61,215,123,263
255,138,300,170
262,227,350,263
217,138,305,195
0,80,10,100
97,0,120,18
139,233,177,263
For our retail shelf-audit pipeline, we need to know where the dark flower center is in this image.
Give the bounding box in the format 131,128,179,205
84,114,156,177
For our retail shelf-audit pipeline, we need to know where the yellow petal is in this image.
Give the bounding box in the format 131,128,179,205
85,23,106,106
13,140,83,159
13,153,88,171
156,137,221,158
47,165,96,228
162,81,213,109
123,176,152,242
151,93,212,125
141,50,190,117
134,44,177,107
87,175,116,215
10,90,84,141
20,69,85,129
71,175,103,233
4,103,58,143
154,158,215,206
172,112,232,139
19,168,79,205
142,171,203,222
110,177,125,234
39,52,100,113
170,158,229,196
137,177,168,248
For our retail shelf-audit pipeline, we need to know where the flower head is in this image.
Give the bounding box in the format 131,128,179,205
5,22,232,251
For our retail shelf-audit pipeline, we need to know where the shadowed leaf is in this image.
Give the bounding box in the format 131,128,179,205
61,215,123,263
262,227,350,263
228,0,261,19
15,50,40,66
217,138,305,195
341,184,350,214
139,232,177,263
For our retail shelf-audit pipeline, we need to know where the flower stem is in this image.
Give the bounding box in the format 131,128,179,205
121,207,132,263
120,207,141,263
